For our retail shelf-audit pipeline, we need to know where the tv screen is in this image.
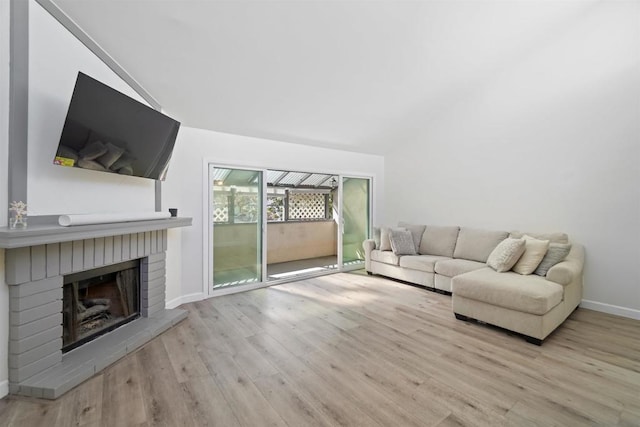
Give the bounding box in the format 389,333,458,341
54,72,180,181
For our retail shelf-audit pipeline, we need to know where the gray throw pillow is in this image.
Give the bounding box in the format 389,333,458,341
77,159,107,171
534,243,572,276
389,229,417,255
79,140,108,160
117,165,134,175
398,222,426,252
110,154,135,171
97,142,125,169
486,238,526,272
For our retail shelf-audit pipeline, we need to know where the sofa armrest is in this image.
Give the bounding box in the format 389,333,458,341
363,239,376,272
546,243,585,286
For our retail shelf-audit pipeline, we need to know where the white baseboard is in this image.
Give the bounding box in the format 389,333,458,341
0,380,8,398
165,292,204,309
581,299,640,320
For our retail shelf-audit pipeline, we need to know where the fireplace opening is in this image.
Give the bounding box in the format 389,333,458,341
62,260,141,353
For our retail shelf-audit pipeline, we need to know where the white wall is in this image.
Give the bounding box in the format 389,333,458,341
163,127,385,305
0,0,11,399
27,1,155,215
385,2,640,317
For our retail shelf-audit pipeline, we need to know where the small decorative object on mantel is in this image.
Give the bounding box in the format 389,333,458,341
9,201,28,229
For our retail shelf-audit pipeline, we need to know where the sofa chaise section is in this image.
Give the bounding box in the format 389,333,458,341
452,243,585,344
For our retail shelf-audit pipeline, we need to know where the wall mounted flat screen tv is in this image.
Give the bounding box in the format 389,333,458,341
54,72,180,181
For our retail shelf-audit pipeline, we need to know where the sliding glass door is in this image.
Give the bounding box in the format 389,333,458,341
209,165,372,293
211,167,263,289
341,176,371,268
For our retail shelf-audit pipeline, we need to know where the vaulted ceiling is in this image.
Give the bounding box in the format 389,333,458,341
50,0,595,153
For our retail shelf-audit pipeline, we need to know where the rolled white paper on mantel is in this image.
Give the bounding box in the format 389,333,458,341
58,211,171,227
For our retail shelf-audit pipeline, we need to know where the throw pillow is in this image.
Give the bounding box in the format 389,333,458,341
534,243,572,276
389,229,417,255
512,235,550,275
79,140,108,160
380,226,406,251
110,153,135,171
398,222,426,252
486,238,526,272
97,142,125,169
117,165,134,175
379,226,397,251
77,159,107,171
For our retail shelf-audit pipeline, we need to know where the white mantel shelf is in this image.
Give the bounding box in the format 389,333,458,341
0,217,192,249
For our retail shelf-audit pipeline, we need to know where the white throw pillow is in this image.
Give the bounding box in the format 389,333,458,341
379,227,392,251
379,226,404,251
511,235,550,275
486,238,526,272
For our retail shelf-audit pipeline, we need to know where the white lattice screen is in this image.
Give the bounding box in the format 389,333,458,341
213,194,229,222
214,192,328,222
289,193,326,219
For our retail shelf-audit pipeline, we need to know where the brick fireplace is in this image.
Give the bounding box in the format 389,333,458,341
1,218,190,399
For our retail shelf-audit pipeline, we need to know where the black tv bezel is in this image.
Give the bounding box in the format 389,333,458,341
54,71,181,181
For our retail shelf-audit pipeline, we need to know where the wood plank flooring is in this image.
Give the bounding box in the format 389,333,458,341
1,271,639,426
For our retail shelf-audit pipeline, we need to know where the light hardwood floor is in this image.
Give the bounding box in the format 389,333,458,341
1,272,639,426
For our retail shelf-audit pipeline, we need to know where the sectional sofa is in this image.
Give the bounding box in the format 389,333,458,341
362,225,585,344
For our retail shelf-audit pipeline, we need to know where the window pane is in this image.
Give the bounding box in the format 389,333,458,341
213,168,262,288
267,195,285,221
342,177,370,264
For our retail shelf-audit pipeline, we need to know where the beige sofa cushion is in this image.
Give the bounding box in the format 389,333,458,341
370,250,401,266
510,230,569,244
453,228,509,262
512,235,550,275
419,226,460,257
452,268,563,315
435,259,486,278
399,255,450,273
